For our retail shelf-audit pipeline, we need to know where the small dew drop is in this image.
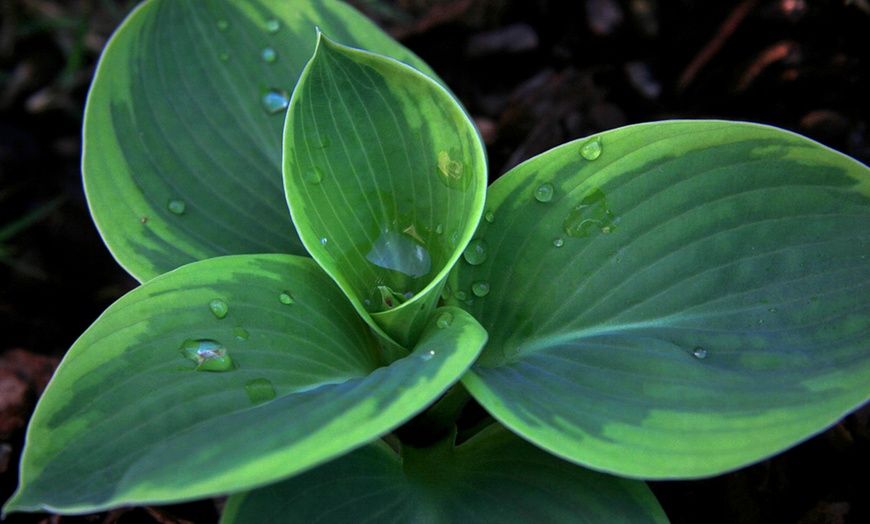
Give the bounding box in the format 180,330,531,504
179,339,235,372
534,183,555,202
435,223,444,235
264,18,280,33
261,47,277,63
692,346,708,360
216,19,229,31
436,312,453,329
484,211,495,223
167,199,186,215
552,238,565,248
260,89,289,114
463,239,488,265
208,299,228,319
579,136,603,160
455,290,468,301
232,326,250,341
471,281,490,297
245,378,276,405
441,285,451,300
305,168,323,185
421,350,436,361
450,230,460,247
278,291,294,305
320,237,328,246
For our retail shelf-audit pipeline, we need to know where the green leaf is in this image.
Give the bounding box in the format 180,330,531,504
83,0,442,282
448,120,870,478
284,34,487,350
221,424,668,523
4,255,485,514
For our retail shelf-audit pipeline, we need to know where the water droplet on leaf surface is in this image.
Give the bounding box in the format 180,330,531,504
264,18,280,33
693,346,708,360
552,238,565,247
365,228,432,279
260,90,289,114
208,299,228,319
245,378,276,405
436,312,453,329
484,211,495,223
305,168,323,185
232,326,249,341
261,47,277,63
580,136,603,160
436,151,469,190
471,281,491,297
463,239,488,265
320,237,328,246
167,200,186,215
534,183,555,202
179,339,235,372
563,188,618,238
278,291,294,305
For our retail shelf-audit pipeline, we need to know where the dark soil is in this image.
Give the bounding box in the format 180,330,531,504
1,0,868,522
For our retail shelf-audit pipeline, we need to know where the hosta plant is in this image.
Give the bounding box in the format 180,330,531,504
5,0,870,521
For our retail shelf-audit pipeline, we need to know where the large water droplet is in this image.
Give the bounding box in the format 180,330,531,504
261,47,277,63
471,281,491,297
463,239,488,265
208,299,228,319
260,89,289,114
167,199,186,215
245,378,276,405
232,326,249,341
264,18,280,33
436,312,453,329
365,228,432,279
692,346,708,360
278,291,294,305
563,188,618,238
580,136,603,160
179,339,235,372
534,183,555,202
305,168,323,185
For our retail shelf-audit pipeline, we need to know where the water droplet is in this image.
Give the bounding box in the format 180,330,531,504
366,228,432,279
563,188,618,238
579,136,603,160
450,230,460,247
232,326,249,341
441,286,451,300
264,18,280,33
436,312,453,329
692,346,708,360
436,151,468,190
552,237,565,247
216,19,229,31
245,378,276,405
455,290,468,301
261,47,277,63
768,307,778,313
463,239,488,265
208,299,228,319
179,339,235,372
260,89,289,114
305,167,323,185
435,223,444,235
534,183,555,202
421,350,436,361
484,211,495,223
278,291,294,305
167,199,186,215
320,237,328,246
471,281,490,297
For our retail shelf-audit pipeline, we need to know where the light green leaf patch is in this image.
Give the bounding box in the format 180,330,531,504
221,424,667,523
83,0,442,282
449,120,870,478
284,34,487,350
5,255,485,515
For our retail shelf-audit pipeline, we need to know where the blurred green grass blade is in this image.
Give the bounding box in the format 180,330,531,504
222,424,667,523
449,120,870,478
83,0,442,282
4,256,483,514
284,34,487,349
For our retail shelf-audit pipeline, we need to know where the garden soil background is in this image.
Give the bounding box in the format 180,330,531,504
1,0,869,522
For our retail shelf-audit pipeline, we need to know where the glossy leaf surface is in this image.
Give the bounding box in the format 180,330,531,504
284,35,487,349
83,0,441,282
222,424,667,523
5,255,485,514
449,121,870,478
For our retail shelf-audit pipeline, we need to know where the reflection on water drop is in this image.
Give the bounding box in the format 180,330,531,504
261,47,277,63
463,239,488,265
261,89,289,114
421,350,436,361
245,378,276,405
264,18,280,33
179,339,235,372
471,281,490,297
233,326,249,341
167,199,186,215
580,136,602,160
563,188,618,238
278,291,294,305
366,228,431,279
692,346,708,360
534,183,555,202
552,238,565,248
208,299,228,319
305,168,323,185
436,312,453,329
320,237,328,246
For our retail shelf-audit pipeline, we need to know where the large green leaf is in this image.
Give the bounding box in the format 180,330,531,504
4,255,485,514
221,424,667,523
284,34,487,350
83,0,442,282
448,120,870,478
